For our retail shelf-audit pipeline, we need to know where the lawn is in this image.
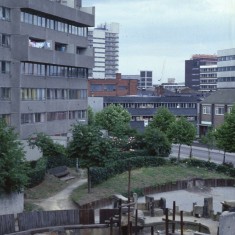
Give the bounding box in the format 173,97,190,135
71,165,233,206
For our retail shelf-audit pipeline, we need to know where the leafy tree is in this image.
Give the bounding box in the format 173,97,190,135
28,133,66,158
87,106,95,126
149,107,176,133
95,104,131,138
215,105,235,163
144,126,171,157
67,124,114,193
0,119,29,193
201,127,216,161
167,117,196,161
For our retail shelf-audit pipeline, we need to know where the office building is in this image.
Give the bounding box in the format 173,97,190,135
185,54,217,90
199,48,235,136
199,64,217,93
139,70,153,89
88,22,119,79
0,0,94,139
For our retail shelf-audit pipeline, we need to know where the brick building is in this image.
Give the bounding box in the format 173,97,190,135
88,73,138,97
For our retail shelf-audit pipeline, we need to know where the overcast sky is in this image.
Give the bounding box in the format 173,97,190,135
83,0,235,84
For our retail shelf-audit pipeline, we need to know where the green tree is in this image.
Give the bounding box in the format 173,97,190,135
0,119,29,193
167,117,196,161
67,124,114,193
95,104,131,138
149,107,176,133
87,106,95,126
144,126,171,157
215,105,235,163
201,127,216,161
28,133,66,158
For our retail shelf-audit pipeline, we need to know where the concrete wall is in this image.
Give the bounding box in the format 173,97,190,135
21,140,42,161
0,192,24,215
219,212,235,235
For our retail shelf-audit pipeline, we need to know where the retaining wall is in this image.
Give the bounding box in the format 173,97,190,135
0,192,24,215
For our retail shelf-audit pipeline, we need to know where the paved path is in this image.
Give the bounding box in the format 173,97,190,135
36,178,87,210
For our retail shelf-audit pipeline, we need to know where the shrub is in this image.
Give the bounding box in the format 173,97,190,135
91,156,168,185
27,157,47,188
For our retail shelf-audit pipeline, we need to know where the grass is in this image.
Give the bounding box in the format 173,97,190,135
24,164,233,210
71,165,233,206
25,168,81,200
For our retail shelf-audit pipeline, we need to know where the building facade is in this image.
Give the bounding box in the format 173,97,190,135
88,73,138,97
185,54,217,90
0,0,94,139
138,70,153,89
88,22,119,79
199,64,217,93
103,95,199,132
199,48,235,136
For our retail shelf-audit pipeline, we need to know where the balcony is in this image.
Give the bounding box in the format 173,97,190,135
12,35,94,68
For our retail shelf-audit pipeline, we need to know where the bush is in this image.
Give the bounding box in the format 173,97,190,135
46,154,76,169
91,156,168,185
27,157,47,188
0,119,29,193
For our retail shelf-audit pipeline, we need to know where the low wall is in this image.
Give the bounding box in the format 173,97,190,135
78,178,235,209
0,192,24,215
219,212,235,235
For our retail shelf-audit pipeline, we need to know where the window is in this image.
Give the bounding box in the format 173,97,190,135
0,114,11,124
21,113,45,124
228,107,233,114
47,112,67,121
202,106,211,114
21,11,87,36
69,110,87,120
215,106,225,115
55,42,67,52
21,88,45,100
1,88,11,100
0,7,10,21
1,61,10,73
1,34,10,47
69,89,87,99
47,89,68,99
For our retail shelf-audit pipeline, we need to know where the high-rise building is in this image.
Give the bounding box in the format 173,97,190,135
88,22,119,79
139,70,153,89
185,54,217,90
0,0,94,139
199,64,217,93
217,48,235,89
199,48,235,136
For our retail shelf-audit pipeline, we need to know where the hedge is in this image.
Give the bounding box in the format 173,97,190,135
46,154,76,169
90,156,168,185
91,156,235,186
27,157,47,188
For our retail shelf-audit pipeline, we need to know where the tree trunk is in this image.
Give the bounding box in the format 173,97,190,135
223,151,226,164
87,167,91,193
178,144,181,162
189,145,192,159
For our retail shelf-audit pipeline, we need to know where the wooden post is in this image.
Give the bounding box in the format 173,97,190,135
119,199,122,235
130,221,133,235
110,217,113,235
135,209,138,235
172,201,176,234
127,165,131,235
180,211,184,235
165,208,169,235
151,226,154,235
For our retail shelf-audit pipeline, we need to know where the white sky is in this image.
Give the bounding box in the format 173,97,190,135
83,0,235,84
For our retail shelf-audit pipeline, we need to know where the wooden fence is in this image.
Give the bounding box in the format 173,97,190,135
0,214,15,235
